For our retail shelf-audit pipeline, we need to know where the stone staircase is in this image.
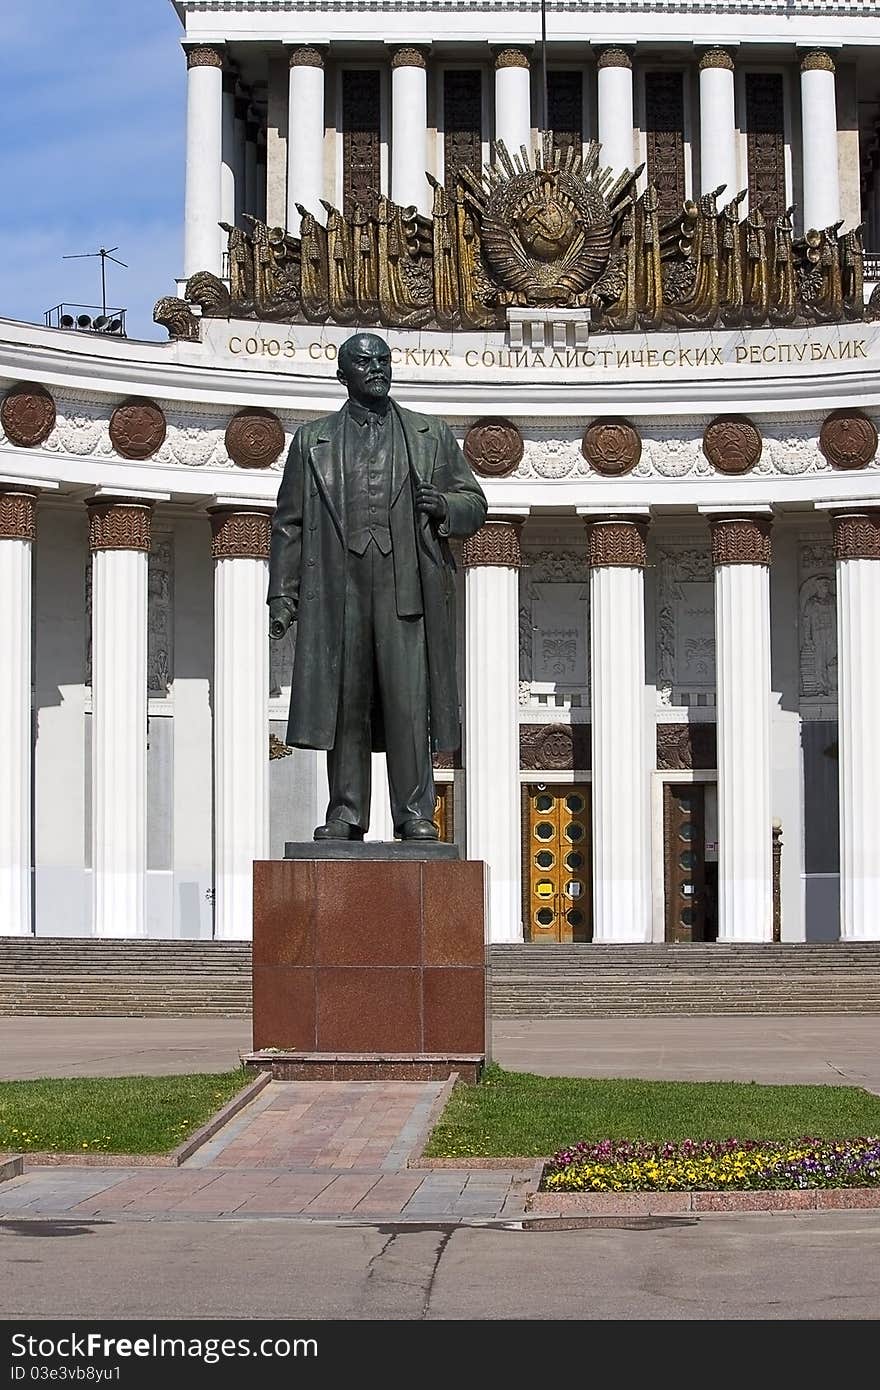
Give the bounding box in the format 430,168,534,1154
0,938,878,1018
0,939,252,1017
489,943,880,1016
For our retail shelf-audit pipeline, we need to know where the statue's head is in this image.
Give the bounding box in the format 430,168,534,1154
337,332,392,407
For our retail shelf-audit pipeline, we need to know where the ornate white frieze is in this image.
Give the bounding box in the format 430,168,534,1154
798,538,837,711
654,539,715,710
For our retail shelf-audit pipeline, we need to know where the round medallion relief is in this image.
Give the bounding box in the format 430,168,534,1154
1,383,56,448
463,418,524,478
819,410,878,471
702,415,763,474
225,408,286,469
581,418,641,476
109,397,167,460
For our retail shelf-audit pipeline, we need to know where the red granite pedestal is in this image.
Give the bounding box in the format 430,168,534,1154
249,857,487,1082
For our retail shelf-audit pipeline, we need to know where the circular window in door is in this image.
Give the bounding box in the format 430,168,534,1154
535,907,555,927
534,794,554,813
565,851,584,871
564,822,585,842
535,850,555,870
567,909,585,929
535,879,555,899
565,880,584,899
566,793,585,814
678,822,696,842
534,821,555,841
679,850,697,870
680,907,695,927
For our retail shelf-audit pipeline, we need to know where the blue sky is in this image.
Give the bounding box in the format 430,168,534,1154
1,0,186,340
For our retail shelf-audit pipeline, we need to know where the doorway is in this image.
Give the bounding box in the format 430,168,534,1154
525,784,592,942
663,782,718,942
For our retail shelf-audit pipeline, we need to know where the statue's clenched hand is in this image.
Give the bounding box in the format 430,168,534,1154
268,596,296,640
415,482,448,522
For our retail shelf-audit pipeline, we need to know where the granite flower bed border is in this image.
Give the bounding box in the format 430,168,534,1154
529,1136,880,1214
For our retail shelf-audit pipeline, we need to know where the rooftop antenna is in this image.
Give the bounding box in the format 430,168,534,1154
61,246,128,316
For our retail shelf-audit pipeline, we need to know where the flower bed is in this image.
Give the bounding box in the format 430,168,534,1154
542,1137,880,1193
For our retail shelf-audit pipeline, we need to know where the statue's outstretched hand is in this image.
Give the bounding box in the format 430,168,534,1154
415,482,448,521
268,597,296,640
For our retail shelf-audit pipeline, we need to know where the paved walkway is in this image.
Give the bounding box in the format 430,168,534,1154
0,1080,533,1222
2,1015,880,1088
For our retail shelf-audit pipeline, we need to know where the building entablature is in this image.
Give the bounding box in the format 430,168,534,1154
173,1,880,51
2,317,878,516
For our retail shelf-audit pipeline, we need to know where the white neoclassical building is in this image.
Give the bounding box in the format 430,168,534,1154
2,0,880,953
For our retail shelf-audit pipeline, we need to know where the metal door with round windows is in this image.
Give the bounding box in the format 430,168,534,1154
663,783,708,942
527,785,592,942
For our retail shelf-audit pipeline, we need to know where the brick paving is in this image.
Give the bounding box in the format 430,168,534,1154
0,1080,531,1223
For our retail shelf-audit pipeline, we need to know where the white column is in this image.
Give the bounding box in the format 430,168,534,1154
699,48,739,201
587,518,651,942
233,92,248,224
210,509,270,940
256,140,267,222
367,755,396,842
800,51,841,232
287,46,325,236
709,516,773,941
494,49,532,162
464,521,523,943
183,45,224,277
391,47,430,214
221,73,237,232
244,114,258,218
0,492,37,936
831,512,880,940
88,500,153,938
597,47,635,180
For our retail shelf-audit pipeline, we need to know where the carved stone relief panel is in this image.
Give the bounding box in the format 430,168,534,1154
798,539,837,711
85,533,174,695
519,550,591,705
148,536,174,695
269,628,295,700
654,541,715,709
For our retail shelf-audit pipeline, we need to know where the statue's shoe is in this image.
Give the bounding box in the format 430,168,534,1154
313,820,365,841
399,818,440,841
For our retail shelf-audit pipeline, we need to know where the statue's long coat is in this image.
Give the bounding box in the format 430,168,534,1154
268,401,487,752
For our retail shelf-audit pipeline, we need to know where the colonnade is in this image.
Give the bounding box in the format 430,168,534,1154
182,42,845,278
2,493,879,943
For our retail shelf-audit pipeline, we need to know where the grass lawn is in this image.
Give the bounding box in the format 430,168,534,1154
423,1065,880,1158
0,1070,252,1155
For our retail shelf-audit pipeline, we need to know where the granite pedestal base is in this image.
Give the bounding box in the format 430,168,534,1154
252,856,487,1080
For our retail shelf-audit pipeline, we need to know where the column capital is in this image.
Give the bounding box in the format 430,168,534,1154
830,511,880,561
597,47,633,71
709,516,772,567
209,507,271,560
699,47,736,73
801,50,836,75
461,519,523,569
0,490,38,541
585,517,647,569
493,47,531,71
289,45,325,69
87,499,154,553
390,45,429,71
185,45,224,70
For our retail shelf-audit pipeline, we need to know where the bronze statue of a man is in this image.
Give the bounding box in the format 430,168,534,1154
267,332,487,841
